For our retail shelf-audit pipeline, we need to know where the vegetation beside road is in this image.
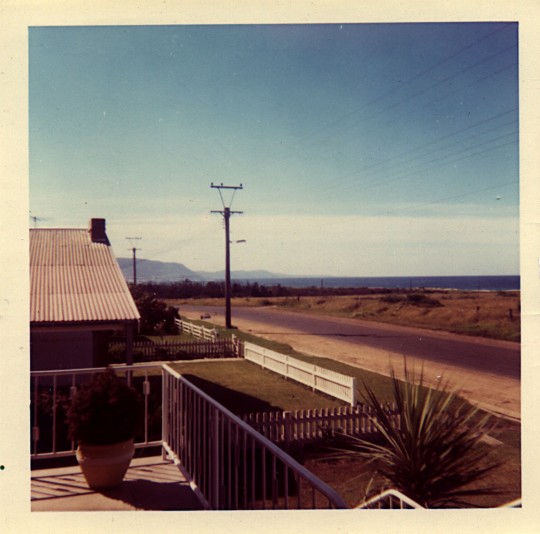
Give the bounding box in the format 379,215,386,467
167,289,520,342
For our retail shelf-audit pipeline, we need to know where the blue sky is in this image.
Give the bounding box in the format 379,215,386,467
29,23,519,277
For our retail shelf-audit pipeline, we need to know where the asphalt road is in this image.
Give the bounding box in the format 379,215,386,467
179,305,520,380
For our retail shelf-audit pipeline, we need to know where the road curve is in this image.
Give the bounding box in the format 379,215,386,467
180,304,520,380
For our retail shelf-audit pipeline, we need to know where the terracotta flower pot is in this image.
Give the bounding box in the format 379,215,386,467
76,439,135,489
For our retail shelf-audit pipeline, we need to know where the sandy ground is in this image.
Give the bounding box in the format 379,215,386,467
181,309,521,421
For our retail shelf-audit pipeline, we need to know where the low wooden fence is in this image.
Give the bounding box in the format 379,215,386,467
108,338,238,362
244,342,357,406
175,318,244,356
242,404,400,447
175,318,218,341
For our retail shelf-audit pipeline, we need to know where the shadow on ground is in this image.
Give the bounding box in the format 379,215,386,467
182,374,281,414
99,478,203,510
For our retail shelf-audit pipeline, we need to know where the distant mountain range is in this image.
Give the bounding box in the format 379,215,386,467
117,258,291,283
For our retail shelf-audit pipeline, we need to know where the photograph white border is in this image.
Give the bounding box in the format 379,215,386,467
1,1,538,532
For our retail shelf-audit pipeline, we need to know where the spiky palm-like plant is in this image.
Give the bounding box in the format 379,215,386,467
346,365,501,508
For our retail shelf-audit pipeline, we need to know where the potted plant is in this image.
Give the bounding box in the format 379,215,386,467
67,368,141,489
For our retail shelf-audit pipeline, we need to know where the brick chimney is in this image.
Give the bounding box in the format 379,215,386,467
89,218,110,245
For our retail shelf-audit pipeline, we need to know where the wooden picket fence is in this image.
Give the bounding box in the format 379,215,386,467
242,403,400,447
244,342,357,405
175,318,244,356
175,318,218,341
108,338,239,362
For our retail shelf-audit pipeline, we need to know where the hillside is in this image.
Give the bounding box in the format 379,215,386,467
117,258,204,283
117,258,290,283
197,269,292,280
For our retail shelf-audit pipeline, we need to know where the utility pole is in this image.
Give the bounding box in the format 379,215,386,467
126,237,142,285
211,183,243,329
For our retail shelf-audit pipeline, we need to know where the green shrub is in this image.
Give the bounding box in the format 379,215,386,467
67,369,141,446
130,285,179,334
380,294,405,304
338,364,501,508
406,294,443,307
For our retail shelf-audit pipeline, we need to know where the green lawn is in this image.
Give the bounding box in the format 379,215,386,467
169,359,346,413
173,323,433,402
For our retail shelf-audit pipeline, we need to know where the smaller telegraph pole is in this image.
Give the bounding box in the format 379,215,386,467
211,183,243,329
126,237,142,285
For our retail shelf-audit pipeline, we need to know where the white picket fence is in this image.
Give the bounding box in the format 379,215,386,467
175,318,218,341
242,404,400,447
175,320,355,405
175,318,243,357
244,342,357,406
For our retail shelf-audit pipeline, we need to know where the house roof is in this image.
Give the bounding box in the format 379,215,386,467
30,224,140,325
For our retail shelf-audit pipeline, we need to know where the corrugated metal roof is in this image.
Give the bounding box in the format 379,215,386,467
30,228,140,324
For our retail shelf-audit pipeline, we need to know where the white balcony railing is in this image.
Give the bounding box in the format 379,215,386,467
31,364,347,510
356,489,425,509
31,364,162,459
161,364,347,510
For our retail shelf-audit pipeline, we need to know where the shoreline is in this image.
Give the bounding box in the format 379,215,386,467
226,275,520,292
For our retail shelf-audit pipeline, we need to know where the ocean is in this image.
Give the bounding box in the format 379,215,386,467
236,275,520,291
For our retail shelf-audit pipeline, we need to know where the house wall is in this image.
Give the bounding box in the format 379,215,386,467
31,330,95,370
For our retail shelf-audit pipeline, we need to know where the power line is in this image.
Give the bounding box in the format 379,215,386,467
304,118,517,206
347,121,518,186
286,23,515,153
319,137,517,206
171,24,516,213
160,24,517,219
296,45,517,157
339,112,518,182
262,60,517,211
285,60,518,205
358,130,518,191
383,180,518,215
282,115,518,211
338,59,516,154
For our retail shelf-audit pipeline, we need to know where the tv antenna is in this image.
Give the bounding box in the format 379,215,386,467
29,212,49,228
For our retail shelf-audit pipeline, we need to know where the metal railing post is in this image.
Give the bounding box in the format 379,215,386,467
211,407,220,509
161,367,168,461
51,374,57,454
